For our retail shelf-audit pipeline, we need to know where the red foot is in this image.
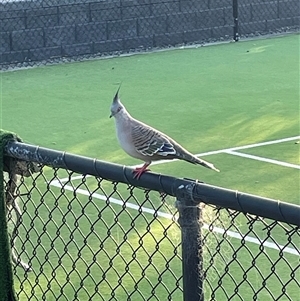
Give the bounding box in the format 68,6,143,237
133,163,151,179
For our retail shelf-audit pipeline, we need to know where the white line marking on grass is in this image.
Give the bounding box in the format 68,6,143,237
225,150,300,169
222,135,300,152
50,181,174,220
49,181,299,256
203,224,299,256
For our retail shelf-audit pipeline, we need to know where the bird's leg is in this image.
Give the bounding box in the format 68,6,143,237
133,162,151,179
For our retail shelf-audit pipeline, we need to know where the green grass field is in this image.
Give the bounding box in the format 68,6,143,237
1,33,299,300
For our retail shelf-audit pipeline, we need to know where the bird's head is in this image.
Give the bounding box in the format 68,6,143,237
110,85,125,118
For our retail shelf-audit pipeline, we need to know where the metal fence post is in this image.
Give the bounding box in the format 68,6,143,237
233,0,239,41
176,183,204,301
0,132,18,301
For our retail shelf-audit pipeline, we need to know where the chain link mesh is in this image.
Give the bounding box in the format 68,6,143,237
1,0,299,68
239,0,299,37
3,164,299,301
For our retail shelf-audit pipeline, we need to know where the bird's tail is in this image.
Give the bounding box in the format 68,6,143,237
194,157,220,172
183,152,220,172
170,139,220,172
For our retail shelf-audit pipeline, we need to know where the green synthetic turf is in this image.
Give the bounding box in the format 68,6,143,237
1,34,299,201
1,34,299,300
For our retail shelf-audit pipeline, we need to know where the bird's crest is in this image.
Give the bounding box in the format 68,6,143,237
113,83,122,104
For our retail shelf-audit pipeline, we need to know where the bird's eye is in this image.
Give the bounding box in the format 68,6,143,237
117,107,122,112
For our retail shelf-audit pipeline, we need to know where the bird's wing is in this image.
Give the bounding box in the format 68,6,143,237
131,122,177,157
130,119,220,171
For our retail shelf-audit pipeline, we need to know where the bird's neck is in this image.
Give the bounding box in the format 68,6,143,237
114,109,131,128
117,108,131,120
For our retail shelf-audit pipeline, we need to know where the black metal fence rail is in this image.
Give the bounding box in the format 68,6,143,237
3,141,300,301
5,141,300,226
1,0,299,67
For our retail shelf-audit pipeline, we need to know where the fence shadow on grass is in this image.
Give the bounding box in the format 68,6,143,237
2,140,300,301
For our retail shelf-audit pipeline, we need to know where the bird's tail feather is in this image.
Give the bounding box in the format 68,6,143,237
195,158,220,172
183,153,220,172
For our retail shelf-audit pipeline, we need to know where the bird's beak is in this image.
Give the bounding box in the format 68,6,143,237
109,112,113,118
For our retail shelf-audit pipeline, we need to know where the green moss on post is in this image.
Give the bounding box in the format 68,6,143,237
0,130,19,301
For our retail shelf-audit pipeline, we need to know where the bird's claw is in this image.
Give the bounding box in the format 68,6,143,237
132,167,150,179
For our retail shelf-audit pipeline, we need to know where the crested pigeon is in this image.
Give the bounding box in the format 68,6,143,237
110,87,220,179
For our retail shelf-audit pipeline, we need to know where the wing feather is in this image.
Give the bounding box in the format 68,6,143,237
132,123,176,157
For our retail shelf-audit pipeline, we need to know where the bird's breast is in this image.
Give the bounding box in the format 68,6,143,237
115,119,146,161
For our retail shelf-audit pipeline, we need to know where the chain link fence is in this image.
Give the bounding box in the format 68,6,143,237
2,140,300,301
239,0,299,38
1,0,299,68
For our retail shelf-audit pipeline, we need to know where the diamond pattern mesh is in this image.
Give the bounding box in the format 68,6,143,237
3,166,299,301
1,0,298,67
